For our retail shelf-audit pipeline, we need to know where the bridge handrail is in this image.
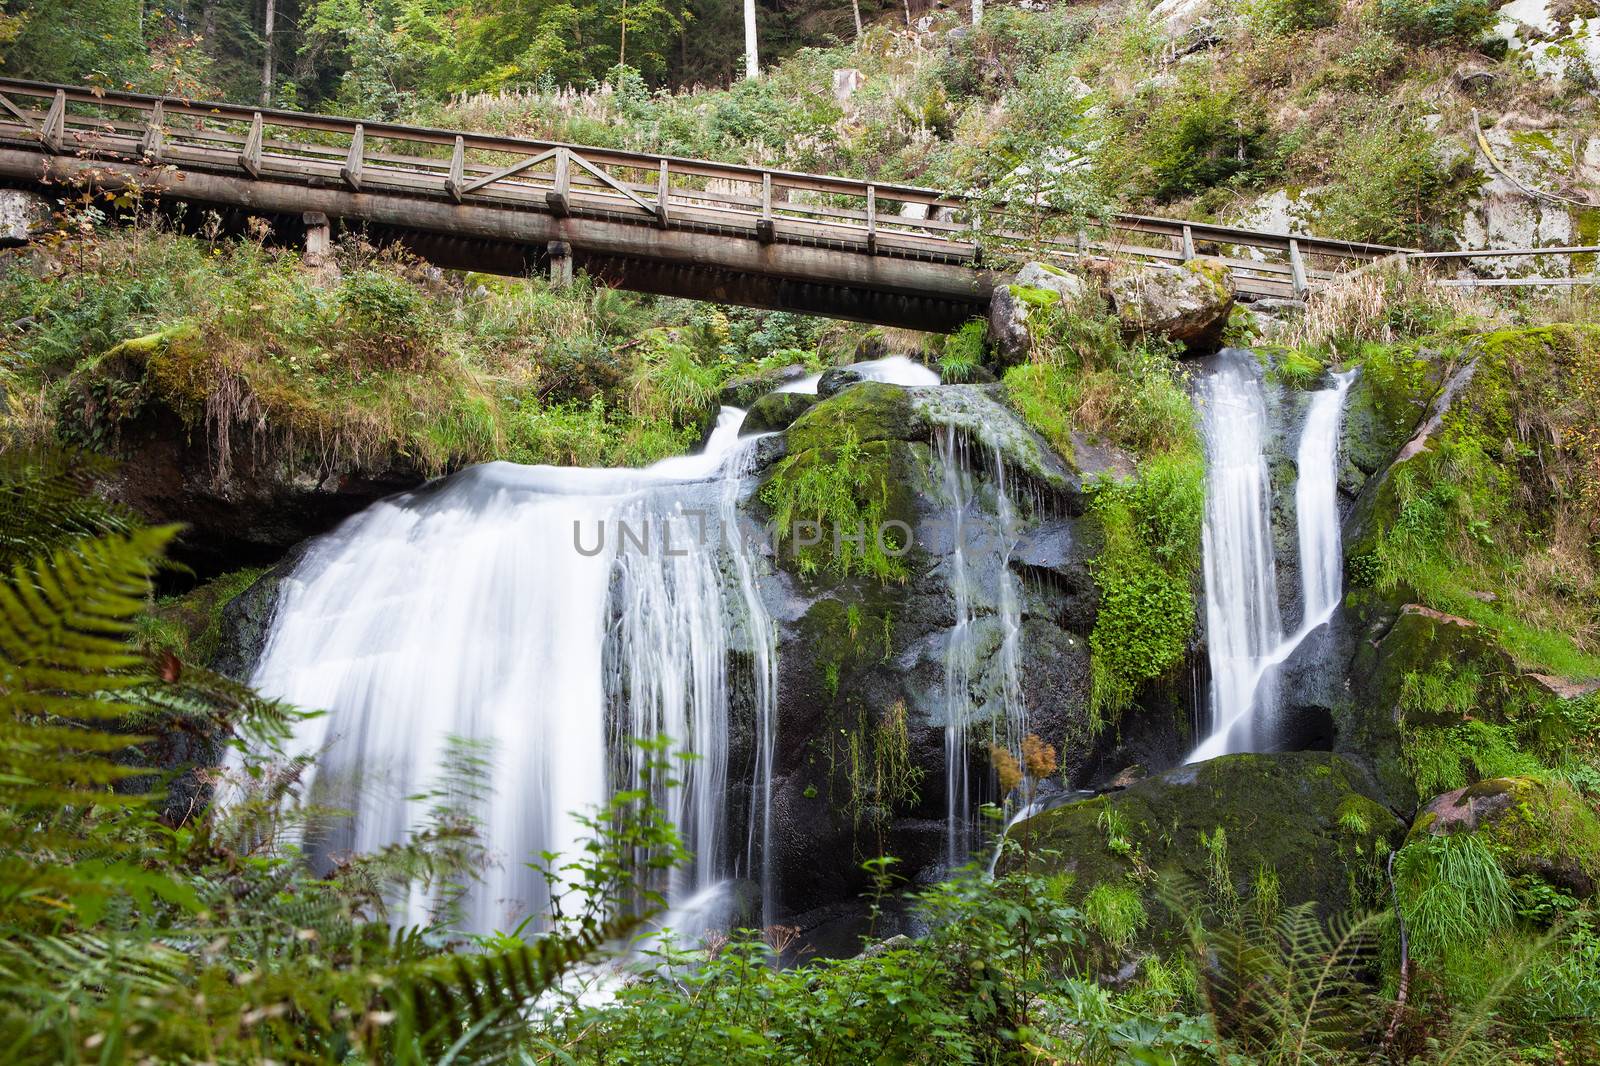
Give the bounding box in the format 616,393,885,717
0,77,1416,267
4,77,1594,299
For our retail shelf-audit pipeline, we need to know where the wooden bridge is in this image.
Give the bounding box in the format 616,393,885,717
0,79,1588,330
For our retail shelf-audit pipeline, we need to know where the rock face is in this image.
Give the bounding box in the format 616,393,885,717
721,364,808,407
988,262,1090,367
60,329,430,578
0,188,48,245
1109,258,1236,351
742,379,1178,916
1000,751,1406,944
1410,777,1600,899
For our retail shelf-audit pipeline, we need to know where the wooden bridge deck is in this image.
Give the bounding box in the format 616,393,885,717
0,79,1588,330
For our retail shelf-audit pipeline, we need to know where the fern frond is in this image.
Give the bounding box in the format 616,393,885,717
0,448,133,568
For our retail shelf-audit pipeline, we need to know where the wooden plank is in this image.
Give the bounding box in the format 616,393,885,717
341,123,364,190
445,136,465,201
0,93,37,132
240,111,263,177
1410,246,1600,259
140,100,164,161
41,89,65,152
1436,276,1600,288
655,159,669,226
866,184,877,254
458,146,557,195
547,146,570,217
1288,239,1308,297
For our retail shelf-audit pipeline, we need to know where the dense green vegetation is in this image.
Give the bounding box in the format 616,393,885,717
0,213,848,475
1,0,1598,1061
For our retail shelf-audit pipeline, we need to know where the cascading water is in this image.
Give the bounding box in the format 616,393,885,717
244,406,778,935
1189,354,1357,762
937,426,977,867
934,416,1031,869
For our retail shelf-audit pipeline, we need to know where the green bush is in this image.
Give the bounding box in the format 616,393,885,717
1312,116,1483,248
335,269,444,372
1377,0,1499,44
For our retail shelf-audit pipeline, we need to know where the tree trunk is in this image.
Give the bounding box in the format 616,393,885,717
743,0,760,79
259,0,276,105
972,0,982,24
852,0,863,39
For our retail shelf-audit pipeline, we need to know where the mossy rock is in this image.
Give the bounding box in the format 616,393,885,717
742,392,817,435
1000,751,1405,947
784,382,927,455
1409,776,1600,899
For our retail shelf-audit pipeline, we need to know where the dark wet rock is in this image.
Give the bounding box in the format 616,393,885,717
212,544,307,680
750,382,1183,918
741,391,816,435
720,364,808,407
1410,776,1600,899
999,751,1406,946
817,367,866,399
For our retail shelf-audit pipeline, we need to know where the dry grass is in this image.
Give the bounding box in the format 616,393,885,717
1286,264,1492,352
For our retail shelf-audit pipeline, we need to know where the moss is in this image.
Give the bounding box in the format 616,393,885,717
1003,752,1405,948
760,432,920,582
1085,448,1205,728
135,567,268,666
783,382,926,456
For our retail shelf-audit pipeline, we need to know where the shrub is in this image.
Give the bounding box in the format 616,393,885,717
335,269,444,372
1377,0,1499,44
1312,116,1483,249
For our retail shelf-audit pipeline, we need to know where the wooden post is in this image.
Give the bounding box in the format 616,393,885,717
655,159,669,227
1181,224,1196,261
341,124,364,190
445,136,464,202
971,212,982,266
1288,238,1308,297
548,239,573,287
140,100,164,162
301,210,339,284
240,112,264,177
865,184,877,254
756,172,775,243
547,147,571,216
41,89,65,153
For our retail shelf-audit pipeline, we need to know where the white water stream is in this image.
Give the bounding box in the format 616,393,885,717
246,406,775,935
1189,355,1357,762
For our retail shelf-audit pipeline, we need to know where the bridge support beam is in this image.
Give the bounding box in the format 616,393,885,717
0,148,992,330
302,210,338,285
548,240,573,288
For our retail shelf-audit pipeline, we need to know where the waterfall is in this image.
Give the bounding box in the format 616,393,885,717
1294,371,1359,629
936,422,1031,869
244,407,778,936
1189,355,1357,763
937,426,976,867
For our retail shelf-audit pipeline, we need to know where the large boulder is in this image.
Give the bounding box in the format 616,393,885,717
748,380,1134,918
741,391,816,435
0,188,49,245
1109,258,1236,352
1000,751,1406,945
1409,776,1600,899
988,263,1090,367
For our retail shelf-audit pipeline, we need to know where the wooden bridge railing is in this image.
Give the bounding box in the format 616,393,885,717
0,78,1592,302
